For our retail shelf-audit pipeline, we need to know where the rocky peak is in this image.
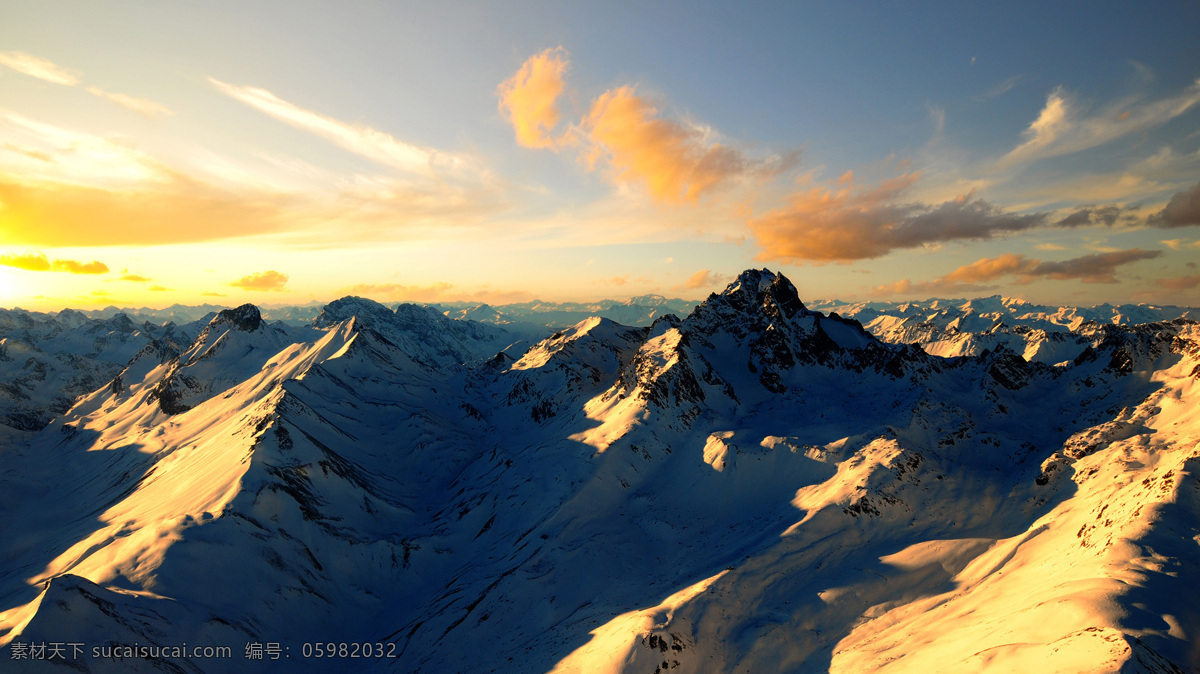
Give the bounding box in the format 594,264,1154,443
393,303,449,332
687,269,809,337
96,312,137,334
210,304,264,333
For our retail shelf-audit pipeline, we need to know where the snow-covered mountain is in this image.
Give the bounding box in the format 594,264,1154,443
0,308,208,443
811,296,1197,363
1,270,1198,672
80,303,327,327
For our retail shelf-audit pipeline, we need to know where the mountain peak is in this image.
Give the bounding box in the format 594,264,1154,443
210,304,263,332
393,302,448,327
733,267,777,287
93,312,137,334
695,268,808,326
313,296,394,329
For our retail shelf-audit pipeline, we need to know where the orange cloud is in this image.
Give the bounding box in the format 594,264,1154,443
675,269,729,290
749,173,1049,262
119,274,151,282
230,270,289,292
497,47,569,149
201,291,227,297
941,254,1033,283
0,51,80,85
0,251,108,274
148,284,172,292
582,86,753,204
498,49,785,205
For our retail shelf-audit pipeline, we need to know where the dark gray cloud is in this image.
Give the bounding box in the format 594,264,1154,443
874,248,1164,295
1149,181,1200,228
1022,249,1162,284
1056,204,1124,227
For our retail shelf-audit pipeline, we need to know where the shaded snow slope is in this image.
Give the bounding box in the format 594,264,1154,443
1,273,1198,673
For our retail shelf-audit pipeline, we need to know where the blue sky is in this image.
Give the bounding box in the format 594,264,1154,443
0,1,1197,309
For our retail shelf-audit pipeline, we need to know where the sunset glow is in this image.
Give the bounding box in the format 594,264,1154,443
1,3,1197,311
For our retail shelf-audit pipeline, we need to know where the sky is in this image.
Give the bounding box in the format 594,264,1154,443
1,0,1198,311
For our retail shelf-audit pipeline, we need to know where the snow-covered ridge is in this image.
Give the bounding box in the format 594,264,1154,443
0,273,1198,672
811,295,1197,363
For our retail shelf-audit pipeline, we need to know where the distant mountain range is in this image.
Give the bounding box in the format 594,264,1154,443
1,272,1198,672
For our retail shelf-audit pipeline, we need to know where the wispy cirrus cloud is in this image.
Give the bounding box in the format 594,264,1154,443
872,248,1163,296
0,51,80,85
209,78,463,175
0,111,501,248
0,51,170,119
0,111,169,186
203,78,505,236
973,74,1024,102
995,78,1200,169
86,87,171,118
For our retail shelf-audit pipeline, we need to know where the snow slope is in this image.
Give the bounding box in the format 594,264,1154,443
0,271,1197,673
0,308,205,442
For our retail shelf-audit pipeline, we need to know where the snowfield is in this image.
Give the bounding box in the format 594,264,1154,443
1,270,1198,673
